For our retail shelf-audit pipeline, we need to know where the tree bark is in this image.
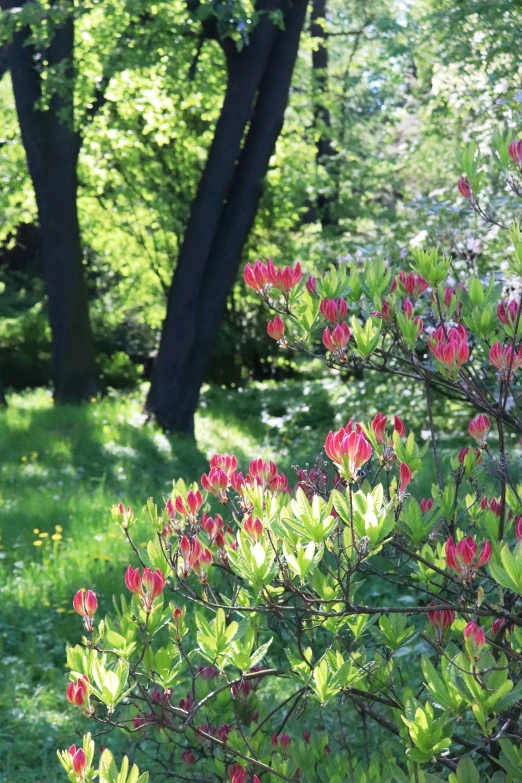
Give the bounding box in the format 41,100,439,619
6,11,98,401
146,0,287,427
147,0,308,433
310,0,337,229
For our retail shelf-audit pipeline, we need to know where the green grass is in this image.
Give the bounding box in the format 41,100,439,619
0,376,516,780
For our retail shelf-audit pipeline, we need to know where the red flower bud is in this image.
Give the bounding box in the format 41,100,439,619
402,298,413,318
464,621,486,659
267,316,286,346
201,468,229,503
446,535,491,580
66,675,90,710
420,498,433,513
306,275,318,295
516,517,522,540
322,322,351,360
243,515,264,542
399,462,412,495
210,453,237,476
468,414,490,447
509,139,522,166
394,415,405,437
497,299,519,327
244,261,269,294
457,176,472,200
489,342,522,380
73,589,98,631
429,325,469,376
71,747,87,778
325,426,372,481
371,412,387,444
267,260,302,294
427,602,455,638
398,271,429,299
320,297,348,326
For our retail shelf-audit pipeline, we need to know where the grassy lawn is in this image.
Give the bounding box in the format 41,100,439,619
0,376,510,781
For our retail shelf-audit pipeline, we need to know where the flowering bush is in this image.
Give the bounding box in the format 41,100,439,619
59,137,522,782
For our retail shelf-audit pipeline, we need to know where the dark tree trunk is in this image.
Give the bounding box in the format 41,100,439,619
6,12,97,401
310,0,338,229
146,0,308,434
146,0,290,429
0,45,8,82
0,369,6,407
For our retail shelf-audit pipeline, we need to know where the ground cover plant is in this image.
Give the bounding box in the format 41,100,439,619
51,135,522,783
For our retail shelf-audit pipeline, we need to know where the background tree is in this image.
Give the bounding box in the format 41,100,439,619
145,0,309,434
1,0,98,401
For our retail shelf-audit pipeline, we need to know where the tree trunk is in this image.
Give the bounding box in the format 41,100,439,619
146,0,286,427
7,14,98,401
0,368,6,407
147,0,308,433
310,0,337,229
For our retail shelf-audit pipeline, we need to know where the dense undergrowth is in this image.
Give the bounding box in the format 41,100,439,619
0,378,516,781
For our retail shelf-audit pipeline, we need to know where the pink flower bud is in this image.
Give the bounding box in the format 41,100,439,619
73,589,98,631
267,316,286,346
420,498,433,513
492,618,506,635
267,260,302,294
325,426,372,481
306,275,318,295
67,675,90,710
509,139,522,166
445,535,491,580
125,565,143,595
187,490,203,516
210,453,237,476
243,515,264,542
489,342,522,380
457,176,472,200
399,462,412,495
427,602,455,637
516,517,522,540
142,568,166,601
429,325,469,376
244,261,269,294
468,414,490,446
393,415,405,437
398,271,429,299
497,299,519,327
71,747,87,778
320,297,348,326
371,412,387,444
464,621,486,659
201,468,229,503
322,322,351,360
402,298,413,318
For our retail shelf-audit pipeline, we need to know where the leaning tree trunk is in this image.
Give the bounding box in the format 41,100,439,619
6,10,97,402
310,0,337,229
147,0,308,434
146,0,287,429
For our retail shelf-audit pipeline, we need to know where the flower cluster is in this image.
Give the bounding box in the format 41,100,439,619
445,535,492,582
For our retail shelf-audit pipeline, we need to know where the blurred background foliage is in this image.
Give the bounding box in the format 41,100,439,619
1,0,521,393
